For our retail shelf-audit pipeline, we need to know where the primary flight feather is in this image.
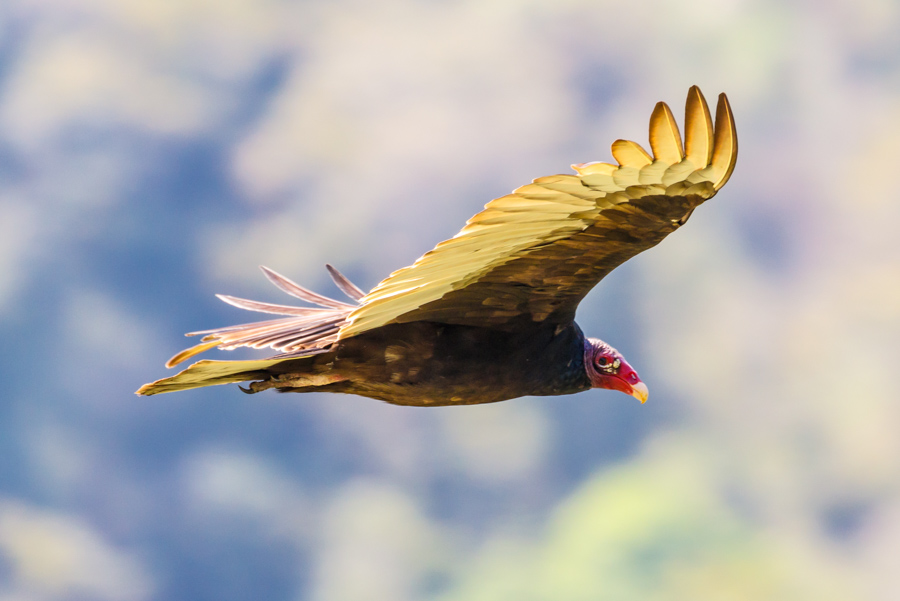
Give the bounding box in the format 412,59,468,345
138,86,737,406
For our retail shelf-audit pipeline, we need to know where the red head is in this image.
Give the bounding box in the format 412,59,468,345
584,338,649,403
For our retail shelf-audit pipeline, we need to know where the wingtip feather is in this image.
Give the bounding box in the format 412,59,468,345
648,101,684,164
611,139,652,168
710,93,738,190
325,264,366,302
683,86,714,168
259,265,354,309
164,339,222,368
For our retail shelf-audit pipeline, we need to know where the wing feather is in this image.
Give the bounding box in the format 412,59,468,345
216,294,334,316
709,93,738,188
326,264,366,301
160,266,364,368
611,139,653,168
260,265,355,309
648,101,684,164
683,85,714,168
339,87,736,338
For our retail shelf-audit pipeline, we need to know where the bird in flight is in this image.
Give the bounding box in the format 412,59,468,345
138,86,737,406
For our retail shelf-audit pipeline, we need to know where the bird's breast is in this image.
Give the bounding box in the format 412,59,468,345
328,321,590,406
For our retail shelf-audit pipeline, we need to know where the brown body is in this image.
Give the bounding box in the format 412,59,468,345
253,321,590,406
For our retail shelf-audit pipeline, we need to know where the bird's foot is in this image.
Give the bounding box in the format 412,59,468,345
238,372,347,394
238,379,278,394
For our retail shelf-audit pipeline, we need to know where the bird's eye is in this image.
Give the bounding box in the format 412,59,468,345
597,356,608,366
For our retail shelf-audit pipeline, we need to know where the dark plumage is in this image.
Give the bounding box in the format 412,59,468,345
243,322,591,406
137,87,737,406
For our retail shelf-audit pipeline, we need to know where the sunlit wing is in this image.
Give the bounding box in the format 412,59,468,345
338,86,737,338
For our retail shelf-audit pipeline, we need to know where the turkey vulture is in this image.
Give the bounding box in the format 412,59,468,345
137,86,736,406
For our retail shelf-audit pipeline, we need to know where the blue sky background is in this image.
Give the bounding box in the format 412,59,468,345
1,0,899,599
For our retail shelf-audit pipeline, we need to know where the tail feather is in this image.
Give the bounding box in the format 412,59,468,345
138,358,291,396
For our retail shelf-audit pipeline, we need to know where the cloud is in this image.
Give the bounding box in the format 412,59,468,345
58,288,168,405
438,435,862,601
311,479,445,601
0,32,213,150
0,500,154,601
0,197,39,312
181,446,309,540
438,399,550,483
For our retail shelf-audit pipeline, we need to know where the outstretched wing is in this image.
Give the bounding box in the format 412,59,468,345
339,86,736,337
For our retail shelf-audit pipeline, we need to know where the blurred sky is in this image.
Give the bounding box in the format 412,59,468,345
1,0,899,599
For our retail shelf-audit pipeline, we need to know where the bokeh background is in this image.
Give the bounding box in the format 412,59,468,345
1,0,899,599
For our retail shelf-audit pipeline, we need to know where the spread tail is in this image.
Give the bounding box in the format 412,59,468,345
136,358,288,396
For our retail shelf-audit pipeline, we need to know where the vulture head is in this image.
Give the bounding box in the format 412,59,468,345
584,338,648,403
